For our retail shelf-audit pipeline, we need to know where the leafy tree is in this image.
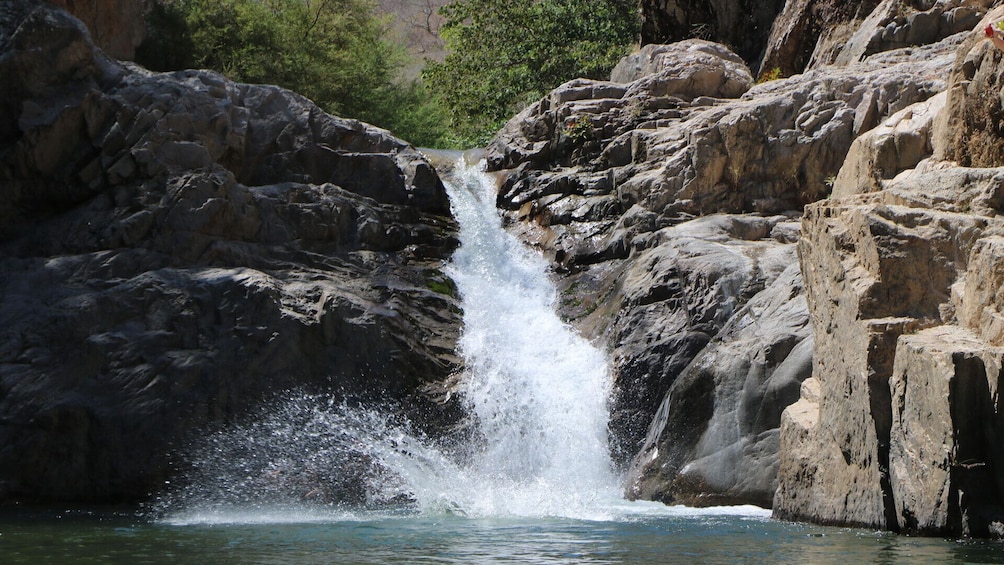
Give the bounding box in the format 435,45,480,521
137,0,453,147
423,0,638,145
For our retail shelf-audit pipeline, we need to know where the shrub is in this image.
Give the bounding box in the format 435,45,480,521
137,0,454,147
422,0,639,146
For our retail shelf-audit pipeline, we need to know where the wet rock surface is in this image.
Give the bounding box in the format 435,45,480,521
0,2,461,503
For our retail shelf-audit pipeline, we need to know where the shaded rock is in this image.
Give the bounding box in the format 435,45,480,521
51,0,151,61
889,327,1004,536
626,260,811,507
760,0,987,79
606,214,802,465
0,3,461,503
829,0,989,67
759,0,882,79
637,0,787,73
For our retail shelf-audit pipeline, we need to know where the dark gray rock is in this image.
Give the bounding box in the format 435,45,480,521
0,2,461,503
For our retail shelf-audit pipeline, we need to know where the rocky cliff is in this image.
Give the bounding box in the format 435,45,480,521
639,0,989,80
50,0,150,61
774,6,1004,536
0,2,461,503
486,0,987,511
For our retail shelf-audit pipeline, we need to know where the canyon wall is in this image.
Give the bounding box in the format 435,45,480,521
775,6,1004,536
9,0,1004,534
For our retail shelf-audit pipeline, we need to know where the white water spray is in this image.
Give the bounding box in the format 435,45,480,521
423,157,619,517
443,158,617,510
157,157,770,525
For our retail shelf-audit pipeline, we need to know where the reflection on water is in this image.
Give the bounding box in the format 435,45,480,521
2,508,1003,564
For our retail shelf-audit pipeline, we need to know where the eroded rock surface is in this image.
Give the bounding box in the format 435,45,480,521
0,3,461,503
775,8,1004,536
487,24,960,506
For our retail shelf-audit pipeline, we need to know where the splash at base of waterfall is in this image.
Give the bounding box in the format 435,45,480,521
154,157,762,526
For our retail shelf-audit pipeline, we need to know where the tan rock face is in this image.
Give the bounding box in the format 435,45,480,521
50,0,150,61
833,91,947,197
777,195,983,528
775,17,1004,536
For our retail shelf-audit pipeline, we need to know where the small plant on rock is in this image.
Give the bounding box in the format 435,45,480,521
564,116,593,143
757,67,783,84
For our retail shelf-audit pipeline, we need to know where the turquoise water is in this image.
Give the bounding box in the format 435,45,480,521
2,506,1003,564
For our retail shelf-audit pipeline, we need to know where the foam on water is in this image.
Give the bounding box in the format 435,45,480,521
156,158,767,525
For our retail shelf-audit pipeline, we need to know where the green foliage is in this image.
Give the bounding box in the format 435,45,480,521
424,270,458,297
757,67,783,84
563,116,593,143
423,0,639,145
137,0,455,148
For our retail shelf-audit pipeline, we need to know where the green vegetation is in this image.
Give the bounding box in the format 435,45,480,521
424,270,458,297
138,0,638,148
757,67,782,83
137,0,452,147
422,0,639,145
563,116,594,143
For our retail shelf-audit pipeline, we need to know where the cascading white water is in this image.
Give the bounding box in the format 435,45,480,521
159,156,708,524
441,158,617,511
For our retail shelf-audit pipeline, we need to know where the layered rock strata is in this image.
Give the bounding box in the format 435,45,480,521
487,30,959,505
0,3,461,502
760,0,988,79
775,9,1004,535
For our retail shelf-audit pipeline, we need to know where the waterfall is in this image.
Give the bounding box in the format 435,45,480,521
440,157,619,515
156,156,623,523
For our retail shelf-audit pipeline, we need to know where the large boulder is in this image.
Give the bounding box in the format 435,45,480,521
0,2,462,503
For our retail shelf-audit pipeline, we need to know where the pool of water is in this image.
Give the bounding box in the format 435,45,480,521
2,506,1003,564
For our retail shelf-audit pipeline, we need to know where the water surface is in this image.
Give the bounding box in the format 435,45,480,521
3,506,1003,564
